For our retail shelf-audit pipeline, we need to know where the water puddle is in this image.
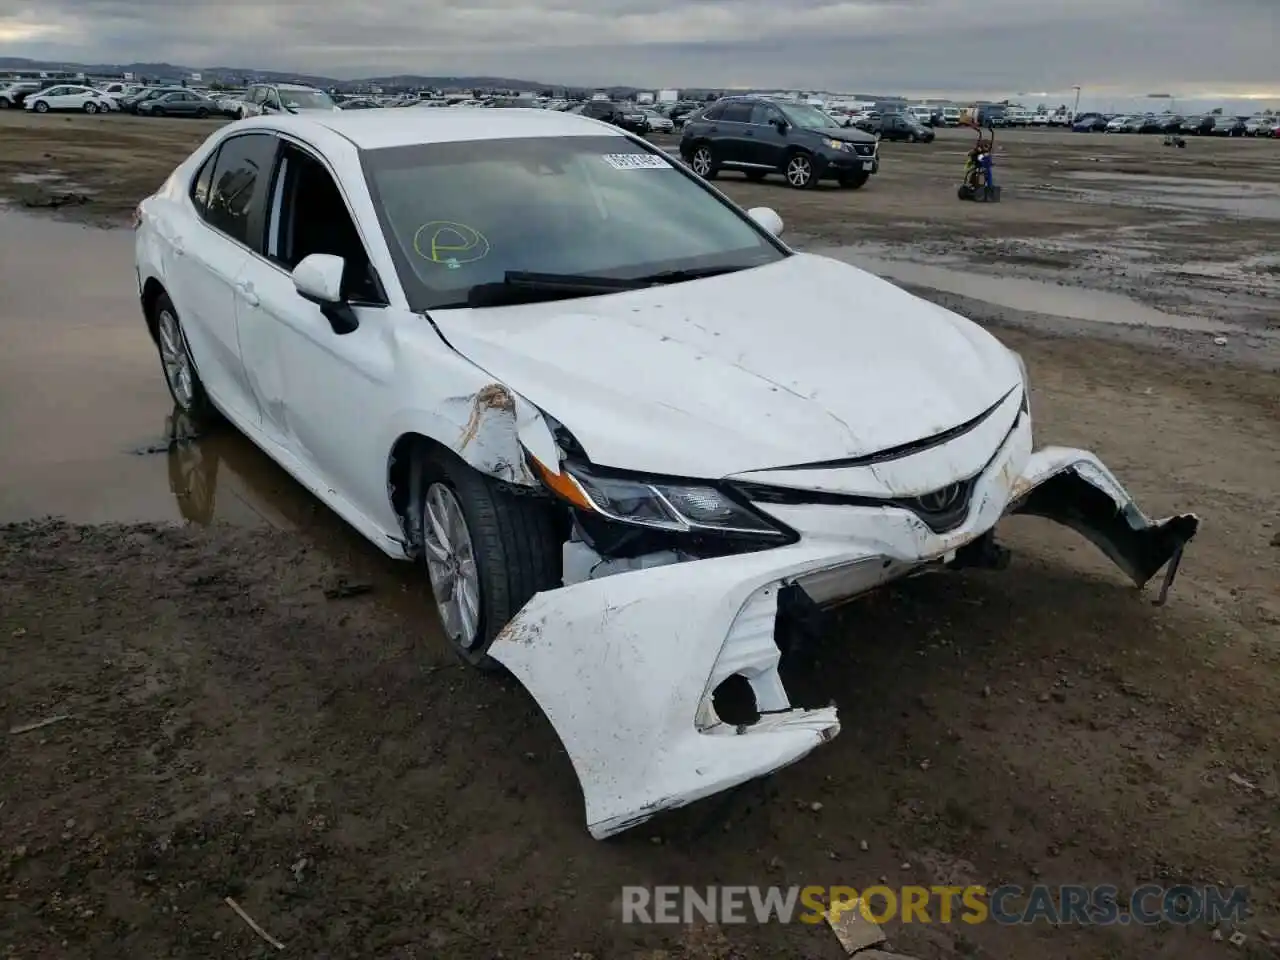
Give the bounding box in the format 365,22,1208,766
817,247,1253,334
1065,173,1280,220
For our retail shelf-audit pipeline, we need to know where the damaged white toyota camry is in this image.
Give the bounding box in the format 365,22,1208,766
135,109,1198,839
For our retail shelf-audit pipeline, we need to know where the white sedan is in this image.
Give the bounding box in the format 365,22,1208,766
134,110,1198,839
25,84,116,113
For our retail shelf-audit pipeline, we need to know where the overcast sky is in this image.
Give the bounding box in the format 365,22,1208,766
0,0,1276,99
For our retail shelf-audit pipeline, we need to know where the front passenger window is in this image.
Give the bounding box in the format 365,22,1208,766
267,145,383,304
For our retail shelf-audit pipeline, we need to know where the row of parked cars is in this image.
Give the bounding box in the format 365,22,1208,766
1071,112,1278,137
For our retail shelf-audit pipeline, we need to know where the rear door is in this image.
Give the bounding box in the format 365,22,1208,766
167,132,279,427
714,100,755,167
749,103,787,168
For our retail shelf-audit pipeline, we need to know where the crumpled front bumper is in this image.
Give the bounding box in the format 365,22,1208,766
489,423,1198,839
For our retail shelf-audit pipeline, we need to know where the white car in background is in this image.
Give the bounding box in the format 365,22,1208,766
237,82,340,118
24,84,115,114
133,109,1199,840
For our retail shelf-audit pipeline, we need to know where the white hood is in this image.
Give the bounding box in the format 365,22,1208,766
431,253,1021,478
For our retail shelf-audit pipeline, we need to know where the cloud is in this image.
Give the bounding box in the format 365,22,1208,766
0,0,1275,98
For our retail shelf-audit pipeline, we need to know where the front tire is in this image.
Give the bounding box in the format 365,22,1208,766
33,101,48,114
152,292,217,425
83,102,98,114
418,452,561,670
196,108,208,119
785,153,818,189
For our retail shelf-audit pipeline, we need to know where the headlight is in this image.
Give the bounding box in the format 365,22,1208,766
531,458,788,539
824,138,844,150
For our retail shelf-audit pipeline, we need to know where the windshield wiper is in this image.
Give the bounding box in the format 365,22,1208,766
630,265,746,284
466,271,642,307
465,267,747,308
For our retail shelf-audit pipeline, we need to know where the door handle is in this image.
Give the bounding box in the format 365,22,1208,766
235,280,259,307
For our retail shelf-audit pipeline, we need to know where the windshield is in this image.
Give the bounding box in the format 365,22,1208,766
279,89,335,110
362,135,786,311
777,103,839,130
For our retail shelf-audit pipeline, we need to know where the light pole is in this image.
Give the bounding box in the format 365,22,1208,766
1072,85,1081,118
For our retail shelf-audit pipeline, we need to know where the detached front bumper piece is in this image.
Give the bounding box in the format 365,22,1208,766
489,442,1198,839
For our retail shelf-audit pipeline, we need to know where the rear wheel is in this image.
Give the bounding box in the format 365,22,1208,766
689,143,718,179
151,107,166,117
785,153,817,189
195,107,208,119
417,451,561,670
0,99,9,109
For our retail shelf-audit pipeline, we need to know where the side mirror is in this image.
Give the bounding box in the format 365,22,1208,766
773,118,788,133
747,206,784,238
293,253,359,335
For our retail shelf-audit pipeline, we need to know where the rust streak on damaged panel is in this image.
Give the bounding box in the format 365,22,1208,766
457,383,516,451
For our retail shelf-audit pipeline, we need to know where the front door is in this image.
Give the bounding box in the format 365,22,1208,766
237,140,397,520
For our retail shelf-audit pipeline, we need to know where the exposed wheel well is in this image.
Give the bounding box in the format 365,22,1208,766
387,432,447,559
141,278,167,343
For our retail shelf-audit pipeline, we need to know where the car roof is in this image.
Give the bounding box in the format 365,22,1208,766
239,108,630,150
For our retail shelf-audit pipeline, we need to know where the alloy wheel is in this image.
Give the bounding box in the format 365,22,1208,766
156,308,196,410
422,482,482,649
691,147,713,176
786,155,813,188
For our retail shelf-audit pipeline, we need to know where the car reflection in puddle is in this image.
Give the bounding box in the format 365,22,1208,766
158,406,442,631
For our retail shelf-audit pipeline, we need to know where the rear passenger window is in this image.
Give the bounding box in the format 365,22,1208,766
702,103,725,121
190,149,218,213
205,133,277,251
720,103,752,123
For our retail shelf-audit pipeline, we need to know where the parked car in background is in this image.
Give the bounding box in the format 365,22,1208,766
940,107,961,126
1104,115,1131,132
580,100,649,134
1244,116,1277,136
1029,113,1051,127
1071,113,1108,132
339,97,381,110
1213,116,1247,137
878,112,934,142
97,81,142,104
138,90,220,118
681,96,879,189
0,80,42,109
118,86,187,114
641,107,674,133
23,84,115,114
1186,115,1216,135
239,83,339,118
1157,116,1185,133
851,111,882,134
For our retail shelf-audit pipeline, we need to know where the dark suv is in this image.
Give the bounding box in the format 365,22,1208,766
680,96,880,189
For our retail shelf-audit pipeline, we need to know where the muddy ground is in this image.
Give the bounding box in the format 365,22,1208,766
1,111,1278,959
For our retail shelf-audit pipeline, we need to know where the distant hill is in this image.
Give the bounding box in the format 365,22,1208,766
0,56,568,91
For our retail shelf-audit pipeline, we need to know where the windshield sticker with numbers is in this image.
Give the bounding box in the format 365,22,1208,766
600,154,670,170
